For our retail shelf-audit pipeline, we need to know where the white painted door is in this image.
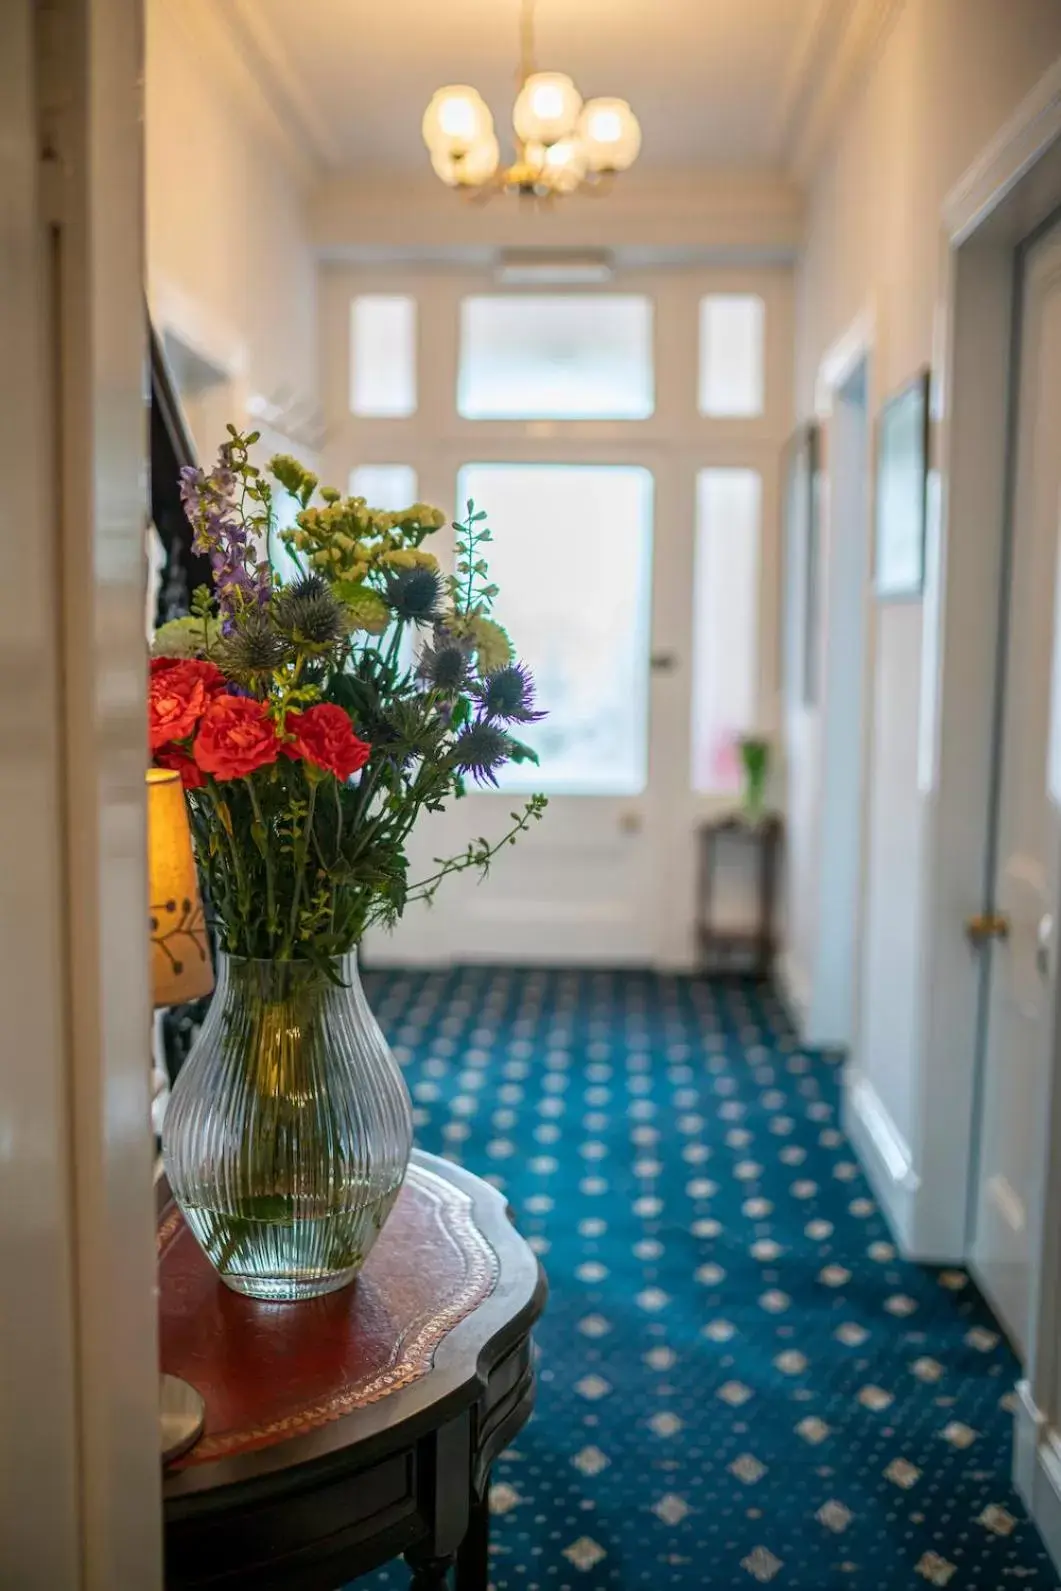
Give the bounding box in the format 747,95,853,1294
972,227,1061,1354
374,447,673,965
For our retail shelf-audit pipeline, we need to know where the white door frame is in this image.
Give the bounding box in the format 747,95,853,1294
0,0,162,1584
911,57,1061,1560
785,309,878,1049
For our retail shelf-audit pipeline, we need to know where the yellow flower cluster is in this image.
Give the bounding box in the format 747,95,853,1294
282,497,446,586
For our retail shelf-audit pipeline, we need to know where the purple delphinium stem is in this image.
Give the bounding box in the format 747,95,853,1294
179,443,270,629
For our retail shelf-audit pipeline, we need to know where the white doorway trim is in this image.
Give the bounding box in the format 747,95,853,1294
781,307,877,1050
913,54,1061,1566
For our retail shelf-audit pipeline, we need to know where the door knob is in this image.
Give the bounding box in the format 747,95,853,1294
965,911,1011,946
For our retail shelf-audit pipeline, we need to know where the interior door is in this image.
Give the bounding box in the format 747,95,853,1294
971,225,1061,1354
369,452,676,966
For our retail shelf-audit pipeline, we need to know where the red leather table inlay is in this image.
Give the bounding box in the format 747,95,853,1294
159,1161,500,1468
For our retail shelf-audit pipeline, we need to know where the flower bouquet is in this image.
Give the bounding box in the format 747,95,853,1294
154,428,545,1299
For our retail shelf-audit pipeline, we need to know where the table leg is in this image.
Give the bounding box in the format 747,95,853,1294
406,1550,455,1589
455,1484,490,1591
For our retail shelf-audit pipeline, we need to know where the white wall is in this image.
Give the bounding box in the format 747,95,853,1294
144,0,318,452
792,0,1061,1250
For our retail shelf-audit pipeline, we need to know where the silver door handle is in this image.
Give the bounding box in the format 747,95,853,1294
1038,913,1053,978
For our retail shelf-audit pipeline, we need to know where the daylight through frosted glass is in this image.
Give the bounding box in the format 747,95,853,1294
699,295,765,418
459,296,654,420
349,296,417,417
349,465,418,509
691,469,762,793
458,464,653,794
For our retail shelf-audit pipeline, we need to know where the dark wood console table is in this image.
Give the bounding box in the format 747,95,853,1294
697,813,783,978
161,1151,546,1591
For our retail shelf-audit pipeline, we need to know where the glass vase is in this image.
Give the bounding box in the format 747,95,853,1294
162,952,413,1302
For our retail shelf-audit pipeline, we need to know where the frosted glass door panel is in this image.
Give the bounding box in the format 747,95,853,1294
458,297,654,420
691,468,762,792
349,465,418,509
458,464,654,794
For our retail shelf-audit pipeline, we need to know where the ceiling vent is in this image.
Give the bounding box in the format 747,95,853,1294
494,250,615,286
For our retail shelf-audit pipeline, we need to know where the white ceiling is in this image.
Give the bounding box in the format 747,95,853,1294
217,0,881,175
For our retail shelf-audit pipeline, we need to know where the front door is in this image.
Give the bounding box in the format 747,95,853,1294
971,224,1061,1354
374,451,672,966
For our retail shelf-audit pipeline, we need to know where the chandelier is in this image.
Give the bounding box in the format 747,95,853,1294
421,0,642,201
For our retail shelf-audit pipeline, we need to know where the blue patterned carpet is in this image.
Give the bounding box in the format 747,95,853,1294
356,967,1058,1591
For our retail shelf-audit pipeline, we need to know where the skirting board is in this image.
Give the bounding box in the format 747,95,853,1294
842,1068,920,1254
1015,1380,1061,1573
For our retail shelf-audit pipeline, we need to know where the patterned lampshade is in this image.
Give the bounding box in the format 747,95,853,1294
147,768,213,1009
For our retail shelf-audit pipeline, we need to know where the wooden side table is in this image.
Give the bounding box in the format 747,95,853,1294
696,813,783,978
161,1151,546,1591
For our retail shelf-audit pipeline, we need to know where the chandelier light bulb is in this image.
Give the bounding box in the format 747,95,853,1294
578,97,642,172
513,71,583,145
430,131,501,188
422,86,492,156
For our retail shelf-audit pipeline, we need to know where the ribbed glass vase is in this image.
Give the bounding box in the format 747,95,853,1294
162,952,413,1301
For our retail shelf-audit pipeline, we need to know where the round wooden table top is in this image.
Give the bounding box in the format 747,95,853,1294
161,1151,544,1500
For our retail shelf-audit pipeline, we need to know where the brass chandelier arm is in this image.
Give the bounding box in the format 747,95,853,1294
519,0,537,88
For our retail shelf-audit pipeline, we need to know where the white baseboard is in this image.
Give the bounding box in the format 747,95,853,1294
775,949,810,1038
842,1068,920,1253
1015,1380,1061,1574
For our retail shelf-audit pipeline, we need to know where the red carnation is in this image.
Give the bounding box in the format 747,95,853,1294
194,694,280,781
149,658,225,751
284,704,371,781
155,743,206,792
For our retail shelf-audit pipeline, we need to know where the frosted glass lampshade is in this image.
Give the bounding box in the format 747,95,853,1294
422,86,492,156
527,137,588,193
431,131,501,188
578,98,641,172
513,72,582,145
147,768,213,1010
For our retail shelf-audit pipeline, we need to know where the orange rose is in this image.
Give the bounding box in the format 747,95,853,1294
284,704,371,781
194,694,280,781
149,658,225,751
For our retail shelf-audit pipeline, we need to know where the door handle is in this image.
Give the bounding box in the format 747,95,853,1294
1038,913,1053,978
965,911,1011,946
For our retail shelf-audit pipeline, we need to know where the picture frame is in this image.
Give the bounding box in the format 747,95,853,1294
782,421,821,707
875,369,930,600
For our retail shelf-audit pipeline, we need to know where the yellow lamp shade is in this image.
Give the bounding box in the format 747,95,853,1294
578,97,642,172
147,768,213,1009
513,71,582,145
422,86,493,156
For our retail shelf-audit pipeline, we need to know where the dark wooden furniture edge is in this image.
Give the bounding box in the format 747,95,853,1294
162,1151,547,1511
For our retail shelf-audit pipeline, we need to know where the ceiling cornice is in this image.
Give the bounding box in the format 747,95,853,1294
775,0,906,177
165,0,327,183
213,0,345,173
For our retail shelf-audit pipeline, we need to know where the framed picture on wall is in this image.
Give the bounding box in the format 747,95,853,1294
875,369,930,599
782,421,821,707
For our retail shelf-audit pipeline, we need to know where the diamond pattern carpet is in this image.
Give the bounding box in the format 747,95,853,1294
354,967,1058,1591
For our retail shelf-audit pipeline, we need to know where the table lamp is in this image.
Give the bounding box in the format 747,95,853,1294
147,767,214,1463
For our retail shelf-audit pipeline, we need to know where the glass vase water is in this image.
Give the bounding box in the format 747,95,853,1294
162,952,413,1301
